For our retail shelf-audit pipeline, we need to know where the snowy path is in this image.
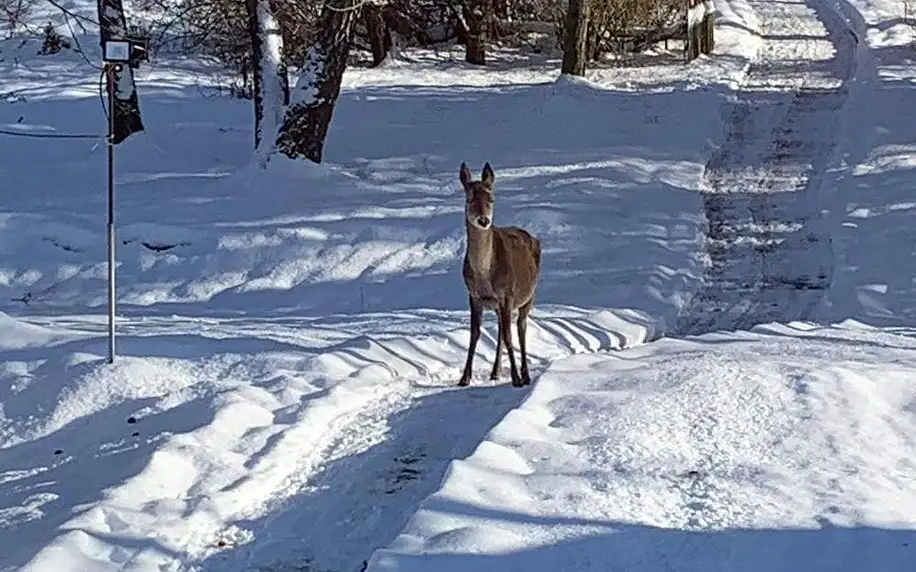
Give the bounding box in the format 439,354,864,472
677,0,855,334
2,308,648,572
198,370,525,572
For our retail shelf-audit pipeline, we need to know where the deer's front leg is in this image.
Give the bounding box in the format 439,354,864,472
490,313,502,380
459,296,483,386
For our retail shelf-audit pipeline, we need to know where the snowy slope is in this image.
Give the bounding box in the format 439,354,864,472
814,0,916,326
0,1,764,571
0,46,735,321
367,322,916,572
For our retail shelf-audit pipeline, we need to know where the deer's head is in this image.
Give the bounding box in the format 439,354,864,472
460,162,495,231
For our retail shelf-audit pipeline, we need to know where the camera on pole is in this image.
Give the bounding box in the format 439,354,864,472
103,36,148,69
102,35,147,364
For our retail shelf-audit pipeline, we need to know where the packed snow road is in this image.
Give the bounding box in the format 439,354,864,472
677,0,856,335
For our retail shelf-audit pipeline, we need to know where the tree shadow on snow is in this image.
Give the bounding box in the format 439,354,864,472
1,78,723,322
364,501,916,572
813,38,916,329
195,383,527,572
0,329,330,570
0,376,217,569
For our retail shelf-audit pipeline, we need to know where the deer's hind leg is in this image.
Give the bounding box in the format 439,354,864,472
498,302,523,387
517,299,534,386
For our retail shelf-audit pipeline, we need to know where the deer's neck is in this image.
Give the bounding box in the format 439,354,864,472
465,221,495,276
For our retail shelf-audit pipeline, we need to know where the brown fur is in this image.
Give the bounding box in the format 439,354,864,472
458,162,542,388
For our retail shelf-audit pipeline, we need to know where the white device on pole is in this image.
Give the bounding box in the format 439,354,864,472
103,40,131,62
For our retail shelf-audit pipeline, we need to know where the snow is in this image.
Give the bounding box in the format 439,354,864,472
676,0,853,334
368,322,916,572
289,44,328,108
367,0,916,569
0,45,723,319
815,0,916,326
1,0,915,571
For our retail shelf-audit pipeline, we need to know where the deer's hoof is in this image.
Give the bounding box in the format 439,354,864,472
457,377,471,387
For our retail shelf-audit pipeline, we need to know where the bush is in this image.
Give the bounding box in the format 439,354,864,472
37,21,70,55
554,0,684,59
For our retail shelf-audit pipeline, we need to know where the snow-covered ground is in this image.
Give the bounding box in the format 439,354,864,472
1,0,915,570
368,321,916,571
816,0,916,326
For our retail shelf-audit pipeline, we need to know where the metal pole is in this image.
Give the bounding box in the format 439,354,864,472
107,63,117,364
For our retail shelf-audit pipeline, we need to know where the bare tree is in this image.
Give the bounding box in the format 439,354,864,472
1,0,35,37
246,0,289,165
98,0,144,143
275,0,362,163
363,0,391,66
561,0,588,75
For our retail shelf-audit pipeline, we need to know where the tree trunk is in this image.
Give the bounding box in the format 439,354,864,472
686,0,702,60
561,0,589,76
463,0,489,65
364,2,391,67
454,3,469,46
247,0,289,165
97,0,144,144
703,1,716,54
388,30,404,62
276,0,360,163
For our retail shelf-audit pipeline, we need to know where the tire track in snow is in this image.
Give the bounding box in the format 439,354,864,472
677,0,856,335
190,309,635,572
200,375,542,572
3,308,638,572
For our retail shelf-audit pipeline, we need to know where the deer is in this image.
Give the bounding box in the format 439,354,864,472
457,162,542,388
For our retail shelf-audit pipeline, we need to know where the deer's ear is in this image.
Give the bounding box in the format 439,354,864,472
481,162,495,187
459,162,473,188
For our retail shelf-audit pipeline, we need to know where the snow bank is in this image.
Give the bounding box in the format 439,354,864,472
838,0,916,48
714,0,764,64
0,305,667,572
367,322,916,571
696,0,764,92
0,311,73,350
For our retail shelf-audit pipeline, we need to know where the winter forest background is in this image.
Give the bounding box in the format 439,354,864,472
0,0,693,161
